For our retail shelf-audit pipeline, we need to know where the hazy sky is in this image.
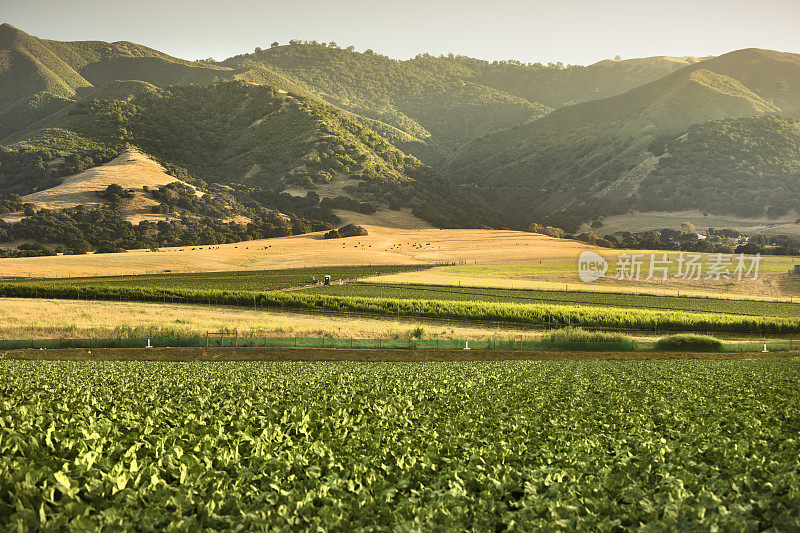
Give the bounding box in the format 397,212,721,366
5,0,800,65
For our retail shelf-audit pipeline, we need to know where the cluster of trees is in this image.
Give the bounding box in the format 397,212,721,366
0,243,57,258
529,222,800,256
146,182,236,219
0,193,24,215
641,117,800,218
97,184,134,207
0,206,322,255
323,224,368,239
0,144,119,196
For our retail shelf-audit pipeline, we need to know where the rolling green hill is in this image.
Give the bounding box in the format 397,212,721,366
0,24,701,163
222,45,549,163
221,45,697,163
445,49,800,228
2,81,506,229
0,23,226,139
3,24,800,239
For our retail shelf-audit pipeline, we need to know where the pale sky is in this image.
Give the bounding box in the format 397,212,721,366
4,0,800,65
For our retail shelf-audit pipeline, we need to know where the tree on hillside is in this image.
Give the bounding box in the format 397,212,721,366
270,41,279,48
680,221,696,234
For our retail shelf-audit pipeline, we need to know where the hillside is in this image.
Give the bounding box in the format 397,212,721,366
222,45,549,163
445,49,800,228
17,149,185,223
2,81,506,235
0,23,226,139
0,24,704,165
222,45,696,163
3,24,800,242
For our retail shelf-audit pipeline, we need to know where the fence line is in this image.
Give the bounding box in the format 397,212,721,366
0,336,795,352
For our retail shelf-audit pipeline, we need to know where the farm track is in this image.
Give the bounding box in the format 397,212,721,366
3,347,797,362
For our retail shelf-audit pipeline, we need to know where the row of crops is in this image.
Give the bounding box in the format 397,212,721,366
2,282,800,334
303,282,800,318
1,360,798,529
3,265,426,292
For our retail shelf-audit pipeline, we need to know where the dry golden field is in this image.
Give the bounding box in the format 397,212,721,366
1,223,798,299
0,226,591,277
0,297,537,341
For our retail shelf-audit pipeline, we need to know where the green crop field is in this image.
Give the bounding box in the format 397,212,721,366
3,266,424,292
3,282,800,334
302,282,800,318
1,360,798,530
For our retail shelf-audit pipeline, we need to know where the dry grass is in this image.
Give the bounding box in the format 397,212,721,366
19,149,193,223
0,297,540,341
0,227,590,277
332,208,433,229
0,220,796,299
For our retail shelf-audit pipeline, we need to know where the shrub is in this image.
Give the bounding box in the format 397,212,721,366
655,334,722,352
338,224,368,238
542,327,633,344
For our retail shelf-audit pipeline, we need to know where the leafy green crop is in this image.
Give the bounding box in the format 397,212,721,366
1,360,799,530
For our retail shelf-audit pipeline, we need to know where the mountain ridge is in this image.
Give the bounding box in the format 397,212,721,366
444,48,800,228
2,23,800,242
